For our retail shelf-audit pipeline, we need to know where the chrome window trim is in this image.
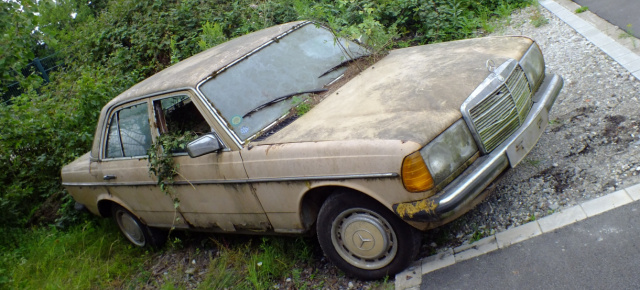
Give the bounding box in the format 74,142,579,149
99,88,230,160
61,172,399,187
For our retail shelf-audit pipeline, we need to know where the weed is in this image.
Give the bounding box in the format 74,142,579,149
575,6,589,13
530,7,549,28
619,24,637,48
291,96,313,116
524,158,541,167
470,229,486,243
528,213,537,222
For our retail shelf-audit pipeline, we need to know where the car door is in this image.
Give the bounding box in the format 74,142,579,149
149,92,271,232
97,99,182,228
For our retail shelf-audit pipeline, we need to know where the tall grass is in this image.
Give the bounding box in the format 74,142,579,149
1,220,149,289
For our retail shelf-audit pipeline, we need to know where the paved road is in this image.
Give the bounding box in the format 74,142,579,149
573,0,640,38
421,201,640,289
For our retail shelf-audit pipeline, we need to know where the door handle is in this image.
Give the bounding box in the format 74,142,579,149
103,175,117,180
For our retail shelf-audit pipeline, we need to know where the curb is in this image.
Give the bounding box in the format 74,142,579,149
539,0,640,80
395,183,640,289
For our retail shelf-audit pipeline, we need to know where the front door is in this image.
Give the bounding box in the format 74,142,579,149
150,92,271,232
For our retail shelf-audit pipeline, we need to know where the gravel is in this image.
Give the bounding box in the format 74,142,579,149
420,5,640,256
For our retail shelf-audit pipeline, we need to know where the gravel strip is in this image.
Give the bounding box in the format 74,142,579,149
419,4,640,257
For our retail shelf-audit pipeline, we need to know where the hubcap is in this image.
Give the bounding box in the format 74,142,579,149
331,208,397,269
116,210,146,247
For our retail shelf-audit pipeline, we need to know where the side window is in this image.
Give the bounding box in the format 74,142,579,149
153,95,210,153
105,102,152,158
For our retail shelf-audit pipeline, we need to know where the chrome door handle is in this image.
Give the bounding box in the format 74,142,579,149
103,175,117,180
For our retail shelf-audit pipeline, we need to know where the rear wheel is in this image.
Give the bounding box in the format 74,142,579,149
112,205,167,248
316,192,422,280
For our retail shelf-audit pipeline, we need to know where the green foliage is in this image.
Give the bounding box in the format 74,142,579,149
530,7,549,28
147,132,197,210
0,220,148,289
198,22,228,52
575,6,589,13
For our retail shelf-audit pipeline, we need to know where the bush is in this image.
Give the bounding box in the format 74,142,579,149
0,0,533,230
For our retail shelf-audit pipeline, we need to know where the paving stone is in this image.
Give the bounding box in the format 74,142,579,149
625,184,640,201
495,221,542,248
395,261,422,289
581,190,633,217
454,236,498,262
537,205,587,233
421,249,455,275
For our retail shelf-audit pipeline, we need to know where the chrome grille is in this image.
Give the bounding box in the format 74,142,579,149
467,64,533,153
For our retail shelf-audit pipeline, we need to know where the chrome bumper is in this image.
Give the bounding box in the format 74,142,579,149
393,74,563,226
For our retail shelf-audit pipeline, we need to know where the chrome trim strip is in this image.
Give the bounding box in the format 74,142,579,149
61,172,399,187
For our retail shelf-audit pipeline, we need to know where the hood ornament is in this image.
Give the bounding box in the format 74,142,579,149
486,59,497,73
486,59,505,81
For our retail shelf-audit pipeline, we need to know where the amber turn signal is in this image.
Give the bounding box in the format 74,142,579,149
401,152,434,192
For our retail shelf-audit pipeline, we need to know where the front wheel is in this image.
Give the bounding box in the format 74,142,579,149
112,205,167,248
316,192,422,280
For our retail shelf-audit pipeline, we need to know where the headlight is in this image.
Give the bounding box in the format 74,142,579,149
402,120,478,192
421,120,478,185
519,43,545,92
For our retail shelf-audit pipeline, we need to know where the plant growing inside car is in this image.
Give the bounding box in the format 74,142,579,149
147,132,197,210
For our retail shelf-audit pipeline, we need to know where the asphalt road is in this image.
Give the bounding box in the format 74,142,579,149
421,201,640,289
573,0,640,38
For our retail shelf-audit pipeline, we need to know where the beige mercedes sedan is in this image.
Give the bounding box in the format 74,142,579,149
61,21,563,280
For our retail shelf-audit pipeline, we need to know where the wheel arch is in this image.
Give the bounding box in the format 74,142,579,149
298,184,394,232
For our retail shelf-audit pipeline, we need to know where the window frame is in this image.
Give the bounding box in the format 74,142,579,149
101,99,153,161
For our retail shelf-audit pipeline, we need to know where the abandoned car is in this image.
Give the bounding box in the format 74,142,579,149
61,21,563,279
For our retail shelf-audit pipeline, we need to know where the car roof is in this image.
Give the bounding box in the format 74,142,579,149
90,21,309,160
104,21,309,108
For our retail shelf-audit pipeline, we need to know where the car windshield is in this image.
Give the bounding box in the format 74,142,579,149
199,23,369,141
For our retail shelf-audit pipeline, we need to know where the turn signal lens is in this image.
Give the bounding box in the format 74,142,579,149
402,152,434,192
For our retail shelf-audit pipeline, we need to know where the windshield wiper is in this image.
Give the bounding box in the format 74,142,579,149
318,55,368,78
242,88,328,118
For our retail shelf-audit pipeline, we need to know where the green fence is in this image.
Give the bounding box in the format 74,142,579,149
1,54,63,105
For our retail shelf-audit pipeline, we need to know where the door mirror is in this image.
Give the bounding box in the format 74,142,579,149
186,134,222,158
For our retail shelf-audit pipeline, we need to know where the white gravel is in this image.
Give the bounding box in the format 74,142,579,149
421,5,640,255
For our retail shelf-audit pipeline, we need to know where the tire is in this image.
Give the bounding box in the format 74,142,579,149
112,205,167,249
316,192,422,280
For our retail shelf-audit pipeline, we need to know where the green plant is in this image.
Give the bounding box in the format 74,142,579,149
575,6,588,13
619,24,637,48
530,7,549,27
528,213,537,222
198,21,228,51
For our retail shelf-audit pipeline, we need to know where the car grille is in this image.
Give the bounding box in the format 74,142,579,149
467,65,533,153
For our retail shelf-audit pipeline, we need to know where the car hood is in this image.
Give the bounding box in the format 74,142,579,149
257,36,533,146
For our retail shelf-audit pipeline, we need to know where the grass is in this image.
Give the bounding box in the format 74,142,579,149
1,219,376,289
0,220,150,289
575,6,589,14
619,24,637,48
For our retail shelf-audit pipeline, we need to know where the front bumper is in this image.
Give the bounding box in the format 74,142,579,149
393,73,563,228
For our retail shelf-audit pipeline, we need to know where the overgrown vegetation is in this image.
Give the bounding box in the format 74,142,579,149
1,0,534,287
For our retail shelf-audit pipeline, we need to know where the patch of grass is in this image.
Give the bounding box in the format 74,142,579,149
530,7,549,27
619,24,637,48
575,6,589,13
528,213,537,222
0,220,149,289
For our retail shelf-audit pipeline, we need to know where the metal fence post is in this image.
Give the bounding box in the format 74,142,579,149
33,57,50,83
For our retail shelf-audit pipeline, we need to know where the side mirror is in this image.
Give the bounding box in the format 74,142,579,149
186,134,223,158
